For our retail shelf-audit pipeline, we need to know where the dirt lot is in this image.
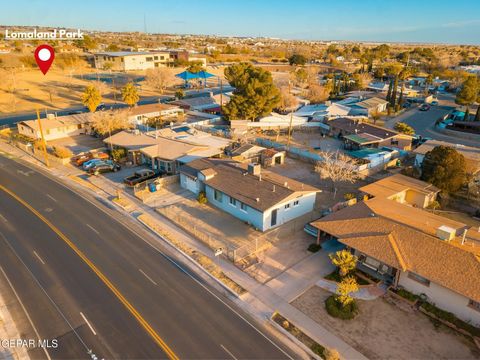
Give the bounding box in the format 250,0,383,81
48,135,105,154
292,286,480,360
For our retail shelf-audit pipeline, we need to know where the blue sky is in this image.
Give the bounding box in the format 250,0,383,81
1,0,480,44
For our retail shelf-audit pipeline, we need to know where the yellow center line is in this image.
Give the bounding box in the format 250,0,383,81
0,184,179,360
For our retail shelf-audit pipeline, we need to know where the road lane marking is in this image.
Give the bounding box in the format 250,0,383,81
0,184,178,360
0,265,52,360
33,250,46,265
86,224,99,234
46,194,57,202
80,312,97,336
220,344,238,360
138,269,158,286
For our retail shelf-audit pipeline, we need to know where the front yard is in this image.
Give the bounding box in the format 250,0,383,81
291,286,480,360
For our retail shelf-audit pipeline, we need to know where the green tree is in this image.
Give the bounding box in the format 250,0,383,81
456,76,478,107
336,276,359,307
121,82,139,107
288,54,307,66
394,122,415,135
186,61,204,73
175,89,185,99
106,44,120,51
475,106,480,122
223,63,280,120
75,35,97,51
81,85,102,112
390,75,399,108
329,250,358,277
421,146,467,193
464,107,470,121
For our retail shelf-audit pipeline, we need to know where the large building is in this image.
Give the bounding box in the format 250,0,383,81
180,159,320,231
93,50,207,71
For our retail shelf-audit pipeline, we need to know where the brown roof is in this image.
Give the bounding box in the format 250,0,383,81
20,113,92,131
328,118,406,140
313,207,480,302
127,103,181,117
360,174,440,199
353,97,388,109
181,159,319,212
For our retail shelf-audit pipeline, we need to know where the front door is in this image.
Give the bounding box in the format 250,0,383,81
271,209,278,227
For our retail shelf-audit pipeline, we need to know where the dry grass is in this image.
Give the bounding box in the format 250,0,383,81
137,213,246,295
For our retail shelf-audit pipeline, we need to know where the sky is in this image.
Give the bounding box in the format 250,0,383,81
1,0,480,44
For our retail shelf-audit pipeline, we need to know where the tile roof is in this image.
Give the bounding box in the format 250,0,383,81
353,97,388,109
20,113,92,131
127,103,181,116
328,118,406,141
359,173,440,199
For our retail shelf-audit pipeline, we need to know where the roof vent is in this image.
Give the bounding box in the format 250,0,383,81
272,185,276,192
256,197,260,202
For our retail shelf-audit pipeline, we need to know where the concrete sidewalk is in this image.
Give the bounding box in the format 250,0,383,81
0,140,368,360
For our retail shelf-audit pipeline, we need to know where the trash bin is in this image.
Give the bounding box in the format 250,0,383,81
148,183,157,193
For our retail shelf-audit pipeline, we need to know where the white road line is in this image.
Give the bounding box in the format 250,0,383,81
86,224,99,234
0,266,52,360
80,312,97,336
138,268,157,286
220,344,238,360
46,194,57,202
33,250,46,265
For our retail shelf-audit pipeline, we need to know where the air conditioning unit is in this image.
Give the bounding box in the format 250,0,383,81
436,225,456,241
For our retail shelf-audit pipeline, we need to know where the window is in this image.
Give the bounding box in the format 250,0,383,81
214,190,223,202
391,140,399,146
468,299,480,312
408,272,430,286
154,56,158,60
240,202,247,212
284,203,290,210
146,57,153,61
293,200,299,206
229,197,236,206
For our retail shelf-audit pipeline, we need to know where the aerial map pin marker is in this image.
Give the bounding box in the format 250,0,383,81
34,45,55,75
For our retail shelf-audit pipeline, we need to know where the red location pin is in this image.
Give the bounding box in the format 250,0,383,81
34,45,55,75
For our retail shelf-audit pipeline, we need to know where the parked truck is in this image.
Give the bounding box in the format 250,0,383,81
123,169,158,186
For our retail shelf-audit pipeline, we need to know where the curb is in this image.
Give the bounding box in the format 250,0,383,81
137,215,241,299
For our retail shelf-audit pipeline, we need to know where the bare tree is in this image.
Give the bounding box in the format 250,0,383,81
315,151,359,198
91,109,131,136
307,83,330,104
277,86,299,112
146,67,175,94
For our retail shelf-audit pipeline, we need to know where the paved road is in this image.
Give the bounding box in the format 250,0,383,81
0,155,294,359
0,86,233,127
386,93,479,147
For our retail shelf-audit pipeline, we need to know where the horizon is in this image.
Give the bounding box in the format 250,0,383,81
1,0,479,45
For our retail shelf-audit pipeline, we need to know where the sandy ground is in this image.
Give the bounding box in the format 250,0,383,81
292,286,480,360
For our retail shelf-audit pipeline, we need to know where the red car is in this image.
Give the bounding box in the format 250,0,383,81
73,151,109,166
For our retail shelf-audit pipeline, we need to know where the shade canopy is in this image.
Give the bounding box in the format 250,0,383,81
197,70,215,79
175,71,199,81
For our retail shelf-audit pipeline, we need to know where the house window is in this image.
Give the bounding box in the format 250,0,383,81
284,203,290,210
294,200,299,206
229,196,236,206
214,190,223,202
468,299,480,312
240,202,247,212
391,140,399,146
408,272,430,287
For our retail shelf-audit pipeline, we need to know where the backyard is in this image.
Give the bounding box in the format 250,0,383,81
291,286,480,360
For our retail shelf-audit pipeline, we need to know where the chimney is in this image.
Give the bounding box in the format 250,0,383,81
461,229,468,245
272,185,276,192
248,163,261,176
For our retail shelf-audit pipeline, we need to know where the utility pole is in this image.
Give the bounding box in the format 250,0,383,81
36,109,50,168
287,110,293,146
219,78,223,112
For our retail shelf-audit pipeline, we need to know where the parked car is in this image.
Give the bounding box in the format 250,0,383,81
96,103,106,111
73,152,109,166
82,159,107,170
123,169,158,186
88,162,121,175
402,102,412,108
431,100,439,106
419,104,431,111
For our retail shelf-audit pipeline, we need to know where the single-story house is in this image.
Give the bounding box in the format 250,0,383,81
227,144,285,167
127,103,184,126
348,97,388,116
171,96,220,112
359,173,440,208
293,102,351,120
179,159,320,231
413,140,480,177
311,175,480,326
17,113,91,141
103,129,228,174
327,117,413,151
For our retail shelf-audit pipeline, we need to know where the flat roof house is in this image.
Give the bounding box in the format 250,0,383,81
311,175,480,327
327,118,413,151
17,113,91,141
179,159,320,231
93,51,174,71
126,103,184,126
413,140,480,177
348,97,388,116
170,96,220,112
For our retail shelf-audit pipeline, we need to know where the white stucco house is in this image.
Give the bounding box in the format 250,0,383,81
179,159,320,231
17,113,91,141
312,175,480,327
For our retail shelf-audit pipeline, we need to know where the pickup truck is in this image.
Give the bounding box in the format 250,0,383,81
123,169,158,186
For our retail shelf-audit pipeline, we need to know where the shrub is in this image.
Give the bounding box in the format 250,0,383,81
111,147,127,161
421,302,480,337
426,200,441,210
52,146,73,159
197,191,208,204
325,295,358,320
324,348,341,360
307,243,321,253
343,192,356,201
310,343,325,357
395,288,419,302
175,89,185,99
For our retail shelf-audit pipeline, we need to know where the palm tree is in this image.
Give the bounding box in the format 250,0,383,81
82,85,102,112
